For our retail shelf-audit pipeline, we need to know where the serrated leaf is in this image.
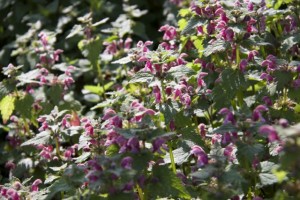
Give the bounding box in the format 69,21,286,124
147,166,191,199
129,72,154,83
91,99,114,110
75,152,91,163
158,103,177,125
15,94,34,119
46,179,73,200
79,37,102,71
164,147,191,165
17,69,41,86
92,17,109,27
236,142,264,164
21,131,51,146
281,33,300,52
167,65,195,79
273,70,293,91
220,169,247,189
49,163,68,172
190,166,217,180
258,173,278,187
212,124,238,134
0,81,12,100
0,95,15,123
260,161,277,172
66,24,83,39
112,56,132,64
44,175,60,185
203,40,228,57
182,15,207,35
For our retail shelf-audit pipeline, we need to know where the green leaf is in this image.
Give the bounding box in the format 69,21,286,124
15,94,34,119
167,65,195,79
164,147,191,165
66,24,83,39
47,84,63,105
0,81,12,100
213,68,248,109
147,166,191,199
181,15,207,35
0,95,15,123
158,103,177,125
132,21,148,39
281,33,300,52
272,70,293,91
92,17,109,27
16,69,40,86
129,72,154,84
21,131,51,146
79,37,102,71
46,179,73,200
236,142,264,165
220,168,247,189
203,39,228,57
112,56,132,64
45,175,60,185
49,163,68,172
131,152,153,172
212,124,238,134
75,152,91,163
258,173,278,187
190,166,217,180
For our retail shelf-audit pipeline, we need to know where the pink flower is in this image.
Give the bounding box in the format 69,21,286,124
121,156,133,169
170,120,176,131
219,108,235,124
153,85,162,103
6,188,20,200
31,179,42,192
197,72,208,89
38,32,48,47
224,28,234,41
239,59,248,72
102,108,117,120
180,93,191,108
63,76,75,90
247,50,259,61
124,38,132,50
152,138,166,153
137,40,153,52
159,25,177,41
260,72,273,82
191,145,208,167
198,123,206,138
39,145,53,160
224,144,236,162
259,125,280,142
53,49,63,61
252,105,268,122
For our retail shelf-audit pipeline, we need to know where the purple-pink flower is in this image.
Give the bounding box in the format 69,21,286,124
159,25,177,41
191,145,208,167
259,125,280,142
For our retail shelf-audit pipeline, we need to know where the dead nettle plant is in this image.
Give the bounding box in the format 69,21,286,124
1,0,300,199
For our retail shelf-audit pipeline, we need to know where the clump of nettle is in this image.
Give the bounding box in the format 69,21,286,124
1,0,300,199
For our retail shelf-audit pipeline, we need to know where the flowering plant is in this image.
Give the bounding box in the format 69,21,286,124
1,0,300,199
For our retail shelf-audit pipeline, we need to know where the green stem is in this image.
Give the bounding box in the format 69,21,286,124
55,137,61,159
236,44,240,69
168,142,176,174
160,79,166,102
96,63,106,100
136,184,144,200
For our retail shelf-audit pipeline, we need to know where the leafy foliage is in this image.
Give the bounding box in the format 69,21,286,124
1,0,300,199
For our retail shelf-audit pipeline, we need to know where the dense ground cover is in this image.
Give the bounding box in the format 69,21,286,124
1,0,300,199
